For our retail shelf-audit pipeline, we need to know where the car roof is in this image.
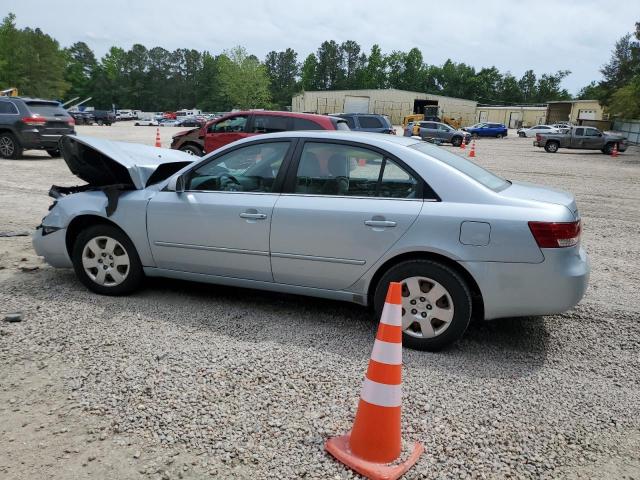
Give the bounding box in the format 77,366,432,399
224,130,421,149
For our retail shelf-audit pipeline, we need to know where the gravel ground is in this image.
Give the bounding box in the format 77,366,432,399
1,124,639,479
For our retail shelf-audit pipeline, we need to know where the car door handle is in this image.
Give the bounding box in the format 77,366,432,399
365,220,397,228
240,212,267,220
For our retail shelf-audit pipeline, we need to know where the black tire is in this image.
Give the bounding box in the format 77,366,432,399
451,136,462,147
544,141,559,153
472,133,479,139
134,122,140,126
518,132,526,138
0,132,22,159
604,143,616,155
97,120,104,126
180,144,204,156
373,260,472,351
71,224,144,296
46,149,60,158
496,133,503,139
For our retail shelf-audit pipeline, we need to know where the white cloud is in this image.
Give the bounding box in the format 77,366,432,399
8,0,640,93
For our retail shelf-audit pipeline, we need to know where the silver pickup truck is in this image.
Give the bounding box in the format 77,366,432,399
534,126,627,154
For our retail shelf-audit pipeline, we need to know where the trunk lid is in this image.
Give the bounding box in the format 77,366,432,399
501,181,578,217
59,135,193,189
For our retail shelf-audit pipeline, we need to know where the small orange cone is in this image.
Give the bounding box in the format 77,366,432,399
468,139,476,158
325,282,424,480
155,128,162,148
611,143,618,158
460,135,466,150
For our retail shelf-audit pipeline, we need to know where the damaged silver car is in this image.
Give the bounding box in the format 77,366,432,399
34,132,589,351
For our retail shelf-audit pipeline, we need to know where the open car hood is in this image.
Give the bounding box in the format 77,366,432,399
60,135,193,189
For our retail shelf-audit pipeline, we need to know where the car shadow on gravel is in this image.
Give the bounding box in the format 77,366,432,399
143,277,549,378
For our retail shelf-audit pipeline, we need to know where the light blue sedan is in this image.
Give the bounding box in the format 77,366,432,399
33,132,589,351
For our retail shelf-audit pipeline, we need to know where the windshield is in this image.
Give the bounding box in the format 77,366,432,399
409,142,509,191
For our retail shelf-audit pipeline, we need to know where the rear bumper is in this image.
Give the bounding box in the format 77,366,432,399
32,227,72,268
19,129,76,149
462,246,589,320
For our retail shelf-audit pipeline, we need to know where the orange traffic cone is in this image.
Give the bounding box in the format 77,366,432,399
460,135,466,150
154,128,162,148
325,282,424,480
611,143,619,158
468,139,476,158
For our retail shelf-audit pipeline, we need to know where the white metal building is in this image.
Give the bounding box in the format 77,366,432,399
292,89,478,126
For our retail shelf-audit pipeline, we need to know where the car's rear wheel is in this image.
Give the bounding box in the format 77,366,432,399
544,141,559,153
496,133,503,139
451,136,462,147
180,144,204,156
72,224,144,295
373,260,472,351
0,132,22,159
46,149,60,158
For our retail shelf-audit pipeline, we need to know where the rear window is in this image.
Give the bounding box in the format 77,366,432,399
252,115,289,133
292,117,324,130
340,116,356,129
359,116,384,129
26,102,68,117
410,142,509,191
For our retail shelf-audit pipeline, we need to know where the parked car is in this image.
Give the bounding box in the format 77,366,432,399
175,117,205,128
171,110,349,156
159,119,180,127
534,126,627,154
93,110,116,126
333,113,394,134
0,96,75,159
69,111,95,125
417,121,471,146
517,125,560,138
34,132,589,351
463,123,508,138
134,118,159,126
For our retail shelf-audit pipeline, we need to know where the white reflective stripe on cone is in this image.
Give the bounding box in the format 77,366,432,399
370,339,402,365
361,378,402,407
380,303,402,327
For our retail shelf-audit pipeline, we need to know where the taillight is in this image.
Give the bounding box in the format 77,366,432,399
535,133,541,141
67,117,75,127
528,221,581,248
21,115,46,126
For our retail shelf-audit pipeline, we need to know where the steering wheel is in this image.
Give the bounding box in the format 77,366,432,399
219,173,242,191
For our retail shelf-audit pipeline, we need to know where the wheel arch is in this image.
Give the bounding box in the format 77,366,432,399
179,141,204,154
366,250,484,319
65,214,129,258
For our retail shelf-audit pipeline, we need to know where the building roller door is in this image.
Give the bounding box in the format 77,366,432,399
344,96,370,114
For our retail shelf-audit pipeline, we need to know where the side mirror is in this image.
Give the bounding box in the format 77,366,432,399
167,174,186,193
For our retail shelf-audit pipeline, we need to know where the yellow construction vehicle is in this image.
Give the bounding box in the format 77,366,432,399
0,87,19,97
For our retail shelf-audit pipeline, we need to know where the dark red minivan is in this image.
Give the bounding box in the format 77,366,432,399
170,111,349,156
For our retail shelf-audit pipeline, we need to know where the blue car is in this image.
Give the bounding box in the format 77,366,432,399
464,122,508,138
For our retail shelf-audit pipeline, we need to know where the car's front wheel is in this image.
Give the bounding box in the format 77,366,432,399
373,260,472,351
180,144,204,156
518,132,526,138
496,133,503,139
451,136,462,147
72,224,144,295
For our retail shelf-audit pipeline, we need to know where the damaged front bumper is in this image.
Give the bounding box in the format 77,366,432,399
32,226,72,268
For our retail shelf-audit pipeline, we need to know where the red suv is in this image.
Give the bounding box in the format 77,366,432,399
170,111,349,156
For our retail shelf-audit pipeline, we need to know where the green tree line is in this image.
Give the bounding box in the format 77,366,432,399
3,12,632,115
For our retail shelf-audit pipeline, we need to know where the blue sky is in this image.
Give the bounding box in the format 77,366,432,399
5,0,639,94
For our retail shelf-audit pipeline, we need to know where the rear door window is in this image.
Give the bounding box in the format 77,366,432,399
584,128,600,136
341,116,356,129
292,117,324,130
252,115,291,133
574,128,585,136
358,116,383,129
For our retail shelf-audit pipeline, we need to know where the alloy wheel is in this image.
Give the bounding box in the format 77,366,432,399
82,236,130,286
0,136,15,157
400,276,454,339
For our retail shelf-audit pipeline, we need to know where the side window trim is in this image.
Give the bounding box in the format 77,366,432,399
281,138,435,200
181,138,298,194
